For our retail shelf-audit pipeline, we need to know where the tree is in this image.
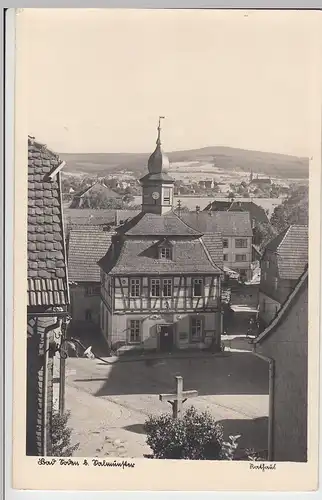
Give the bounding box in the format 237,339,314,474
253,221,278,251
50,411,79,457
144,406,240,460
270,185,308,232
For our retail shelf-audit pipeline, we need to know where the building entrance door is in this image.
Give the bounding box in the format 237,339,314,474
159,325,174,352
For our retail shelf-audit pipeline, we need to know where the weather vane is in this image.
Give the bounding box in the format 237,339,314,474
157,116,165,145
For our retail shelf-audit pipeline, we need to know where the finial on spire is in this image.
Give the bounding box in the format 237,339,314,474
157,116,165,146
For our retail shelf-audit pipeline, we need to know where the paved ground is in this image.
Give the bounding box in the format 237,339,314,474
65,350,269,459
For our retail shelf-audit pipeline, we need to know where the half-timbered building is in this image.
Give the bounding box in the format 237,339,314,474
98,120,224,353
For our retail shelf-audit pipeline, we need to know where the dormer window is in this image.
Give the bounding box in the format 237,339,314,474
160,247,171,259
158,239,173,260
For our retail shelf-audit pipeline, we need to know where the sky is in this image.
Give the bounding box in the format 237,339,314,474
21,9,321,156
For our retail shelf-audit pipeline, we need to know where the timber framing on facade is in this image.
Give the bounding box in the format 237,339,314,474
98,123,225,354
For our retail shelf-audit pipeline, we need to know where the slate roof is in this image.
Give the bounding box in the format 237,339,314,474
68,226,114,282
27,137,69,307
140,172,174,183
123,211,203,237
204,200,269,224
264,225,308,280
254,267,308,344
181,211,253,237
115,209,141,226
99,237,223,275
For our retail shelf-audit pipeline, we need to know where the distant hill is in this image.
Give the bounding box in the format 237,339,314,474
59,146,309,180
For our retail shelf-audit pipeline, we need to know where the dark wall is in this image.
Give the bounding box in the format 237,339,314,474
26,314,55,456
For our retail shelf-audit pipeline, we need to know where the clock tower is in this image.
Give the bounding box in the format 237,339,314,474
140,117,175,215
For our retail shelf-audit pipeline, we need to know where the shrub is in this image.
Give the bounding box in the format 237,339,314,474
50,410,80,457
144,406,240,460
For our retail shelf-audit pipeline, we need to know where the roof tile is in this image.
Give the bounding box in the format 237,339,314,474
264,225,308,279
27,137,69,306
68,226,115,282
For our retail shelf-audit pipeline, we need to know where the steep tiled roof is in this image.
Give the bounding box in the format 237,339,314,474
254,267,308,344
204,200,269,224
181,211,253,237
201,233,224,269
99,237,223,275
68,226,114,282
264,225,308,280
124,211,202,237
28,137,69,307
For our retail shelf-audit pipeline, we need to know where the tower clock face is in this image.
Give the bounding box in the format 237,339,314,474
152,192,160,200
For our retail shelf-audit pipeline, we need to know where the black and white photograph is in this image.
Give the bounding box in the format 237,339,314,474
11,7,320,492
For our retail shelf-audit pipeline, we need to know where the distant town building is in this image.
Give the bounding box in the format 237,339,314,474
204,199,269,225
253,267,308,462
181,211,253,281
98,118,224,353
249,176,272,190
27,136,69,455
69,180,122,209
258,225,308,325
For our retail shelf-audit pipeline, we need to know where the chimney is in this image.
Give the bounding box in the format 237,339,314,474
177,199,182,217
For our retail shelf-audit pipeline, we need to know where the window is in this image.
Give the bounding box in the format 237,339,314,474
163,188,171,205
151,279,161,297
129,320,141,343
160,247,171,259
193,278,203,297
163,279,172,297
191,317,203,342
130,279,140,297
223,254,228,261
86,286,100,296
235,239,247,248
223,239,229,248
235,254,247,262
